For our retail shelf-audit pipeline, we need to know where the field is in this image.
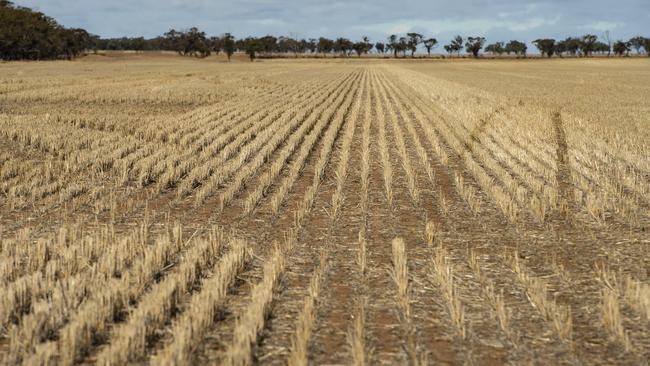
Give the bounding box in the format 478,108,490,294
1,54,649,365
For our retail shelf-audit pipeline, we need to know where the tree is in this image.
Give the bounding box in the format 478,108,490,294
183,27,211,57
406,32,423,57
580,34,598,56
306,38,317,53
222,33,235,61
628,36,645,55
297,39,309,54
361,36,373,54
334,37,353,56
258,35,277,56
554,40,567,57
613,40,630,56
533,39,556,57
465,36,486,57
593,42,610,54
485,41,505,55
375,42,385,54
398,37,409,57
645,38,650,56
352,41,366,57
240,37,261,61
423,38,438,56
388,34,399,57
0,1,94,60
446,35,463,56
505,40,527,57
210,36,222,55
62,28,92,59
317,37,334,55
562,37,581,56
276,36,295,54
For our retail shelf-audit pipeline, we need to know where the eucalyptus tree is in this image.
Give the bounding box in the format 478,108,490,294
398,36,409,57
485,41,505,55
222,33,236,61
613,40,630,56
445,35,464,56
533,38,556,57
423,38,438,55
628,36,645,54
240,37,261,61
388,34,399,57
317,37,334,55
580,34,598,56
406,32,423,57
505,40,527,56
375,42,385,54
465,36,486,57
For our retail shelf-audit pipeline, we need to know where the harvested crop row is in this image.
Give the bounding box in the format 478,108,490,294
5,223,186,364
96,235,248,365
196,71,359,207
245,71,361,216
175,75,343,197
375,72,420,205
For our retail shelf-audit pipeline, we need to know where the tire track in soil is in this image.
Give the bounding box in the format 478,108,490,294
391,67,650,365
378,69,517,365
551,110,576,220
391,71,572,364
465,106,504,155
380,67,579,365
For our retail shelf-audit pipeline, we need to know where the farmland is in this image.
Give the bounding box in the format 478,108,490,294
0,54,649,365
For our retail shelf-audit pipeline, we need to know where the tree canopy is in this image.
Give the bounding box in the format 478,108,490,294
0,0,92,60
465,37,486,57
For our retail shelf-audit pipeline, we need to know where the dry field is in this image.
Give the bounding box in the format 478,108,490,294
0,54,649,365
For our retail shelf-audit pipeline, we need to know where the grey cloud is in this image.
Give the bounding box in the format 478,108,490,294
15,0,650,44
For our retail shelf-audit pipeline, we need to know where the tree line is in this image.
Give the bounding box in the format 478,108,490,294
2,1,650,61
98,31,650,60
0,1,91,60
532,35,650,57
93,32,522,60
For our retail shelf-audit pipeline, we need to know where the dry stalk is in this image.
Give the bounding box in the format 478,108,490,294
223,243,286,366
287,250,328,366
431,247,466,338
511,253,572,343
347,297,368,366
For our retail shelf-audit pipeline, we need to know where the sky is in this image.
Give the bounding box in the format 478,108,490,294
15,0,650,48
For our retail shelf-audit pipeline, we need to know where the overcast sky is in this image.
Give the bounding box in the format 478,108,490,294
15,0,650,45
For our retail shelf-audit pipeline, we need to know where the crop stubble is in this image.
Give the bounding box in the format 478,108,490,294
0,56,649,365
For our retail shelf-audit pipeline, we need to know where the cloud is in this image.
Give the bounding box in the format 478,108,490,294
12,0,650,44
578,21,625,32
360,16,560,36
